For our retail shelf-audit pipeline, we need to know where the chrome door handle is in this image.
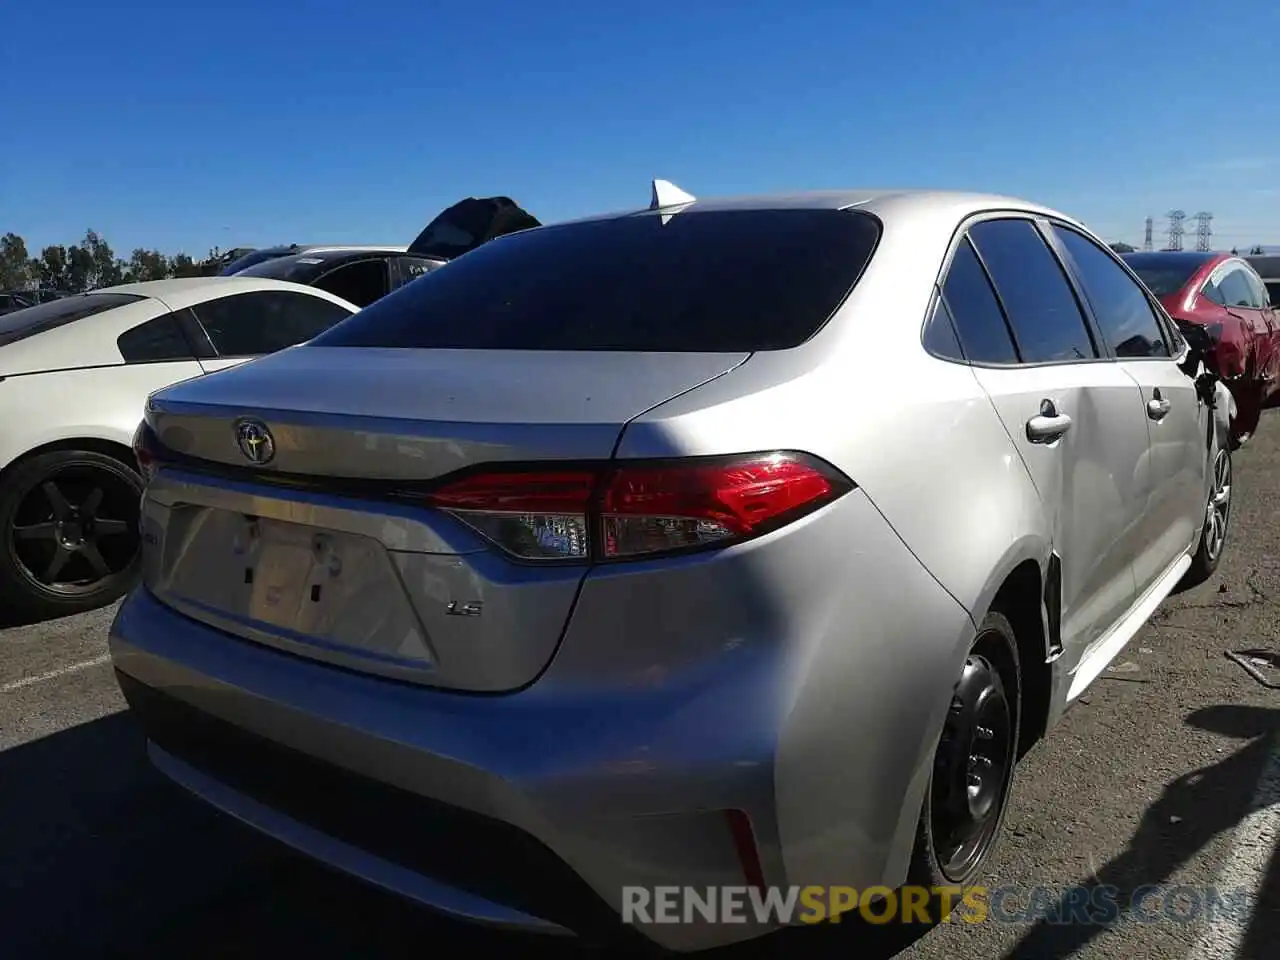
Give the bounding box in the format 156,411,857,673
1026,399,1072,443
1147,397,1172,420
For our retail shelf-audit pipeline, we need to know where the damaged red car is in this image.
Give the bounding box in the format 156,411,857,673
1123,251,1280,444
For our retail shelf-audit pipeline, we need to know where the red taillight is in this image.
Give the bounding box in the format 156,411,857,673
132,421,161,480
425,452,852,563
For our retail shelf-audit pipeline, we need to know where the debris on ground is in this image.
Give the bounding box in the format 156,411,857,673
1225,649,1280,689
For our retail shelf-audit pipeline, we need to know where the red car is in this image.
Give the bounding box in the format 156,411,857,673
1124,251,1280,444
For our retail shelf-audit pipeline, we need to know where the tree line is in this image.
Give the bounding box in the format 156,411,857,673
0,230,238,293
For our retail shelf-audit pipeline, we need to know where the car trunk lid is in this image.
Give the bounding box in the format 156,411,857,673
141,345,748,691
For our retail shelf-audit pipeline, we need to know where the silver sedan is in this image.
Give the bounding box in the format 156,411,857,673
108,184,1234,952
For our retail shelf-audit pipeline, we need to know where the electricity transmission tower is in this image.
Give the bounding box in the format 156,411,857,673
1143,217,1154,251
1166,210,1187,251
1192,212,1214,252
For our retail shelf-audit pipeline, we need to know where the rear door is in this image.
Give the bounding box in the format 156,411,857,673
188,290,356,373
1216,263,1276,381
952,217,1151,674
1049,224,1207,598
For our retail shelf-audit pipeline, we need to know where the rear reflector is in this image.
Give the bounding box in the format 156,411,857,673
425,452,853,563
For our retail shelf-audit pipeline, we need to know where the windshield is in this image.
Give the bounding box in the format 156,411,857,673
220,247,300,276
234,254,328,282
1122,253,1214,297
312,208,881,353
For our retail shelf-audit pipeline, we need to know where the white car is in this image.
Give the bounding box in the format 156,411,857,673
0,277,357,620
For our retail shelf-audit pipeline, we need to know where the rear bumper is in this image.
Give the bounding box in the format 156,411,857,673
112,588,788,952
110,485,974,952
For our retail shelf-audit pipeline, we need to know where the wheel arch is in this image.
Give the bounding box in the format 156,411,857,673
0,436,139,482
968,540,1056,759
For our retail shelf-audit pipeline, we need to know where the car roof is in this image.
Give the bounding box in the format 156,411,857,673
548,188,1082,235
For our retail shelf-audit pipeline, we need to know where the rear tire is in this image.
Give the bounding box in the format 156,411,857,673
907,610,1021,910
0,449,143,622
1181,443,1232,589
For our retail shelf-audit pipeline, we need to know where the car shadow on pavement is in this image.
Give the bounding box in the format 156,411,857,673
0,704,936,960
0,710,590,959
1000,703,1280,959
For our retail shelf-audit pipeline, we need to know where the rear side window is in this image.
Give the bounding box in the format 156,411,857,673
969,219,1096,363
941,238,1017,364
0,292,145,348
192,291,355,356
1052,226,1170,359
117,313,194,362
922,293,965,361
312,209,882,352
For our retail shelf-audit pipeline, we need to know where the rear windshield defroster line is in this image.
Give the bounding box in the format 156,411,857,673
311,208,882,353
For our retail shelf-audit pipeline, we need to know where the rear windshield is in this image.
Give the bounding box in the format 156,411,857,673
0,292,145,348
1122,253,1213,297
311,208,881,352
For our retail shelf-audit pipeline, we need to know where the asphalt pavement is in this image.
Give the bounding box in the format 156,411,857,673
3,416,1279,959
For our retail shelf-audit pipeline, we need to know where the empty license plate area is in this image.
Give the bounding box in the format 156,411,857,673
156,506,436,676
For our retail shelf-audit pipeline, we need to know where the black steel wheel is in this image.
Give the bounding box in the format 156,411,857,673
909,610,1021,890
0,448,142,621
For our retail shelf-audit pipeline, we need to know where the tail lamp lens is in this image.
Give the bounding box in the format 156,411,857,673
425,452,852,563
132,421,162,481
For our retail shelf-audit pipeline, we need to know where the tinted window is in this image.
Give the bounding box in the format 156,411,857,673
393,256,443,289
1242,268,1269,307
941,237,1017,364
1201,278,1225,305
969,219,1095,363
192,291,355,356
314,259,391,308
220,247,301,276
0,292,145,348
116,313,194,362
1266,281,1280,306
234,254,327,282
1217,268,1257,308
312,209,882,352
1054,227,1170,359
922,294,964,361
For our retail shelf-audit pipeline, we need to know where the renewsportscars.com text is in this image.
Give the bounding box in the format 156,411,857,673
622,884,1253,926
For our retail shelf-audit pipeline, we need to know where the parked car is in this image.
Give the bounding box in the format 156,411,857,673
225,246,436,307
1123,251,1279,444
111,186,1233,954
0,277,358,620
221,197,543,307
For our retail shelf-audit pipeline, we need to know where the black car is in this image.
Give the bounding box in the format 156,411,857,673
229,246,443,308
224,196,542,308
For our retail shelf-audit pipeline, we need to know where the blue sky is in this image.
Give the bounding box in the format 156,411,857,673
3,0,1278,257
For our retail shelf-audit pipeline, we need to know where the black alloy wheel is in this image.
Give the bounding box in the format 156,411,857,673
0,449,143,621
